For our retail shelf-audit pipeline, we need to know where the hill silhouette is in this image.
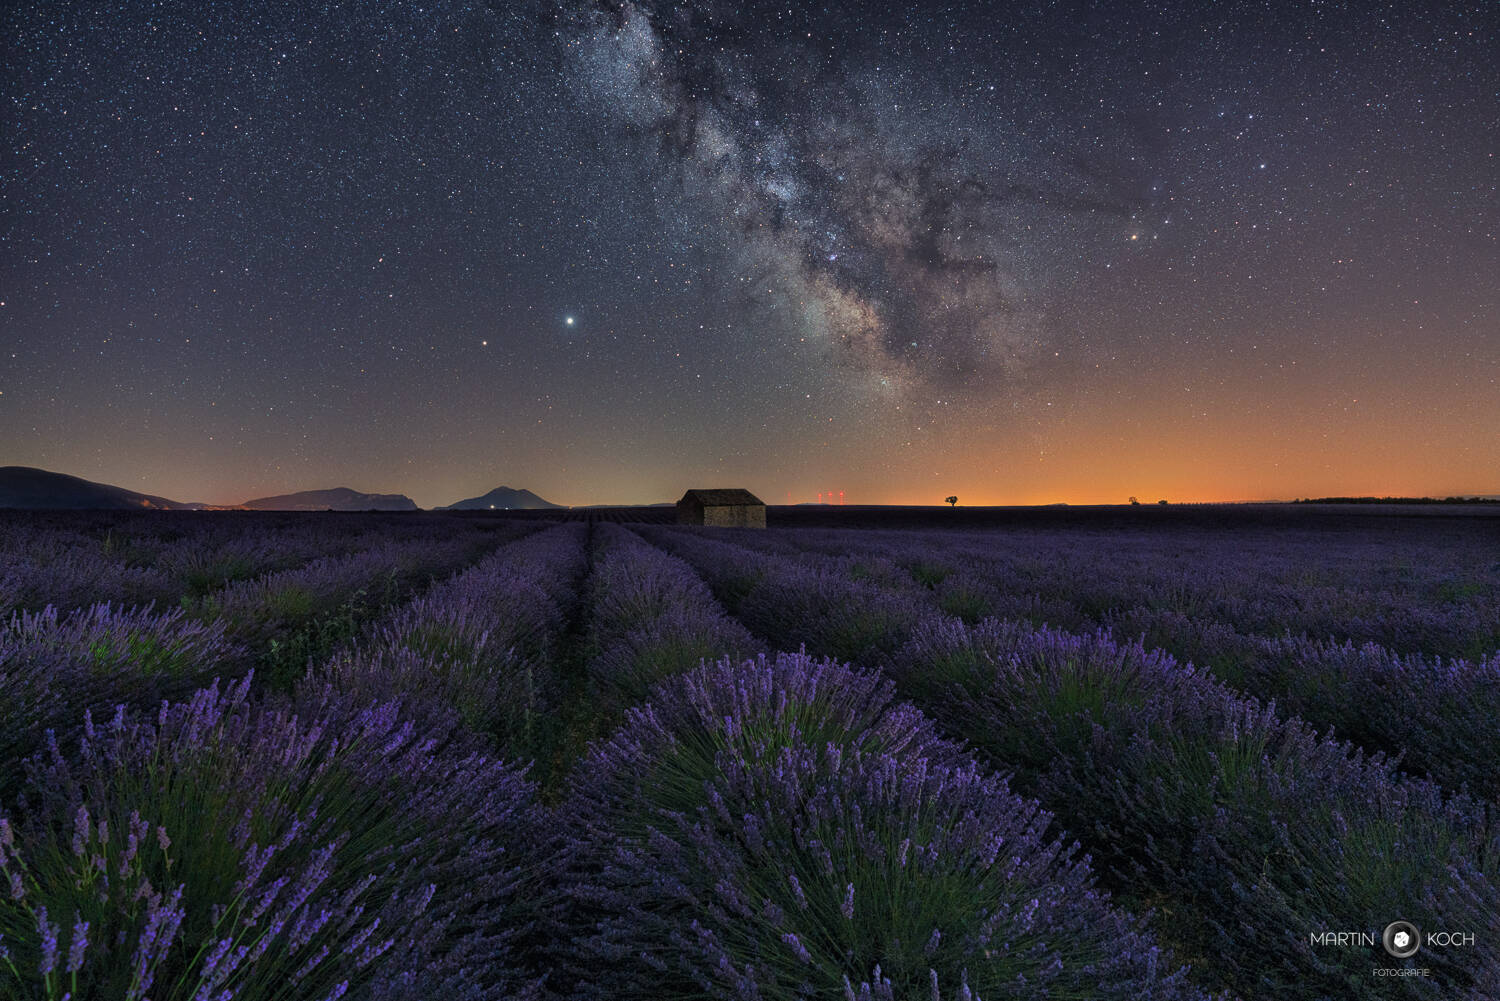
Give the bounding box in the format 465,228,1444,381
438,486,560,510
0,466,199,510
240,487,418,511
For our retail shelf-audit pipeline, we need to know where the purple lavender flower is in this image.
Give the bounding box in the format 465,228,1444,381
783,931,813,964
36,905,59,977
65,914,89,973
71,805,90,857
788,872,808,910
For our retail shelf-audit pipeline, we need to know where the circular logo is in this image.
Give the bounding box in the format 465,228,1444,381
1383,920,1422,959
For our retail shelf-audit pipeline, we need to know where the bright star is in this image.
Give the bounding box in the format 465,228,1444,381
565,315,575,326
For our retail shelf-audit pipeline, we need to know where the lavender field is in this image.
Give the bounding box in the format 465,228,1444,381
2,508,1498,1000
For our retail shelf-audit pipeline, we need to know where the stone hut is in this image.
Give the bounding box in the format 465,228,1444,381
676,488,766,528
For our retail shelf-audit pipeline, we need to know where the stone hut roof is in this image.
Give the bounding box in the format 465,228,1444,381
678,489,764,507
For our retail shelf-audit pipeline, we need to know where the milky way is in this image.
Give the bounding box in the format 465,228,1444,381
564,1,1160,394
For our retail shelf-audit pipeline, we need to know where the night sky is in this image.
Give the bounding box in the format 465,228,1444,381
3,1,1495,507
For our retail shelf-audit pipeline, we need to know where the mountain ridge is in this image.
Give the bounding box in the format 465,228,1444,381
0,468,571,511
240,487,418,511
0,466,203,510
438,486,560,510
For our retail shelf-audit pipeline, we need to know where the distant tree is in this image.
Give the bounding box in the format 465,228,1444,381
1158,499,1169,506
945,495,958,507
1129,496,1139,505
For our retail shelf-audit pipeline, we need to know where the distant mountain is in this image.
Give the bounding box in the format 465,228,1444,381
240,487,418,511
439,486,560,510
0,466,200,510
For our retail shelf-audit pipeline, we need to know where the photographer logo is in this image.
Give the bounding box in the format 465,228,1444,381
1382,920,1422,959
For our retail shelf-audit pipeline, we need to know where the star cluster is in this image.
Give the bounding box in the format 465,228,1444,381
1,1,1495,505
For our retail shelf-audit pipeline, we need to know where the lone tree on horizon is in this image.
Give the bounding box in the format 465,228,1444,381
946,495,958,507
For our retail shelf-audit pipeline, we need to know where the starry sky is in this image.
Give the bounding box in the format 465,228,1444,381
2,1,1496,507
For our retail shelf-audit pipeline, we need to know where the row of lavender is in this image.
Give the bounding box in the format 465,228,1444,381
0,518,532,803
0,521,592,999
0,674,551,1000
322,521,1200,997
312,521,590,770
724,521,1500,661
2,520,1215,1000
193,520,524,689
554,526,1201,998
698,523,1500,801
0,511,498,616
639,526,1500,999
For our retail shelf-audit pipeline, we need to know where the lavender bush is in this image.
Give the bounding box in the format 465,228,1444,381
1101,606,1500,800
635,528,774,613
735,562,924,666
309,523,587,768
893,617,1500,999
0,538,177,617
0,512,481,615
643,528,928,665
193,529,508,689
1,676,552,1000
0,603,244,802
585,525,761,710
1237,634,1500,800
558,652,1202,1000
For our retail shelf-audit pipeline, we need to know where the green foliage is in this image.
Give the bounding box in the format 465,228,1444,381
907,561,950,588
262,584,316,621
177,555,257,599
78,624,224,683
616,666,913,846
936,584,992,624
261,575,399,692
712,565,766,612
392,618,489,665
599,630,750,711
